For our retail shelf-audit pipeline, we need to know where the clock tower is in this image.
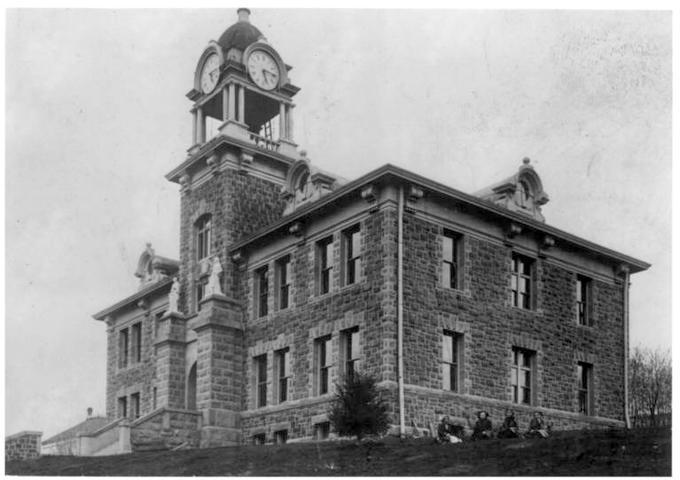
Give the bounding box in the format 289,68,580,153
186,7,299,158
163,9,303,447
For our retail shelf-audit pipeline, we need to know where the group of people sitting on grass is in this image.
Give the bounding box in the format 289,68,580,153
436,410,551,444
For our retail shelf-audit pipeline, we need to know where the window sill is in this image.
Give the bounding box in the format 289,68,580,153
435,286,472,299
508,305,543,316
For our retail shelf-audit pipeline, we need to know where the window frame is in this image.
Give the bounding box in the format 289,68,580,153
254,266,269,318
577,362,593,415
130,323,142,364
342,224,361,286
341,327,360,381
117,396,128,419
274,430,288,445
316,236,333,295
576,274,592,326
442,331,462,393
119,328,129,369
130,392,141,420
315,422,331,440
511,253,534,310
510,347,535,405
254,354,268,408
442,230,462,290
275,255,292,310
315,335,332,395
195,276,209,312
275,347,291,404
195,215,212,261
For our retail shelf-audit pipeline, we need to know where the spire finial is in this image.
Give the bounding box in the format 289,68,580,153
522,157,530,165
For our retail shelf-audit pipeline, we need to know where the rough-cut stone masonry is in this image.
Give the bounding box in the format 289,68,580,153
130,408,201,451
238,206,399,442
105,303,162,419
5,431,41,461
401,213,625,427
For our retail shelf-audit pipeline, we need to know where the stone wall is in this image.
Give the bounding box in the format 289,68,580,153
5,431,41,461
130,408,201,451
238,207,399,442
400,212,625,429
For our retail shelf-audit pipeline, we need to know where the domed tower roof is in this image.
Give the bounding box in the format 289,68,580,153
217,8,264,52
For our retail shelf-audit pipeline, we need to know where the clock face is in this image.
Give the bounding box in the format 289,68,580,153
247,50,280,90
200,53,220,94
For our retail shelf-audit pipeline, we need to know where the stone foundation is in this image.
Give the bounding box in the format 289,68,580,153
5,431,42,461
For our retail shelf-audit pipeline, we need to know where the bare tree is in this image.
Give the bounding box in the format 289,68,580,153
629,346,671,427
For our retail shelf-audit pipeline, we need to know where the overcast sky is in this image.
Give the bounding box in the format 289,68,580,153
5,9,671,438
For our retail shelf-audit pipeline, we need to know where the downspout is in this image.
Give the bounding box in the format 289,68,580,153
397,187,406,438
621,265,631,429
397,186,405,437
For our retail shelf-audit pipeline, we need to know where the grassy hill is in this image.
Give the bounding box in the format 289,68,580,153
6,427,670,476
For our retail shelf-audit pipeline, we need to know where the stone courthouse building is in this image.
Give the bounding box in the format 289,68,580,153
79,10,652,453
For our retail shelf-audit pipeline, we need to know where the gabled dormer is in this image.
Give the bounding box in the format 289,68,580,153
134,244,180,290
474,157,549,222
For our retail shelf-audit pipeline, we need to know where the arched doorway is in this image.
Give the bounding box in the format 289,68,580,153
186,362,197,410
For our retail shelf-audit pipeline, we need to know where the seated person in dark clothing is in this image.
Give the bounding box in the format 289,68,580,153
498,409,520,439
437,415,463,443
470,410,493,440
527,411,550,438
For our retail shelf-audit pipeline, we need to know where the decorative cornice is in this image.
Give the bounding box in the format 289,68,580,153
226,164,650,274
92,277,173,321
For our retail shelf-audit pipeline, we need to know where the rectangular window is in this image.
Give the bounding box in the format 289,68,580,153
576,275,591,326
255,355,267,408
117,396,127,418
275,348,290,404
442,231,461,289
130,323,142,364
154,311,165,339
511,254,533,309
442,331,462,392
315,336,331,395
317,237,333,295
152,387,157,410
130,392,140,419
252,433,266,445
196,215,211,261
341,328,360,381
511,348,534,405
315,422,331,440
196,277,208,311
274,430,288,445
276,256,291,310
343,225,361,286
119,328,129,369
255,266,269,317
578,362,593,415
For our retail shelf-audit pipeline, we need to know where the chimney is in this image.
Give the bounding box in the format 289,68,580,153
237,8,251,23
87,407,93,418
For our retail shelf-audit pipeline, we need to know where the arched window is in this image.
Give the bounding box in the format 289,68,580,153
517,181,532,208
195,215,212,261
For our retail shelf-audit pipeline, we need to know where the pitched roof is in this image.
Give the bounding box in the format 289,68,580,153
229,163,650,274
42,417,110,445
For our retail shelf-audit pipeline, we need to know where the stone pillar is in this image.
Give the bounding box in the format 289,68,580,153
279,102,286,140
154,311,188,410
191,110,197,145
228,84,236,121
118,420,132,454
222,86,229,122
193,293,244,447
278,104,298,158
238,85,245,124
197,108,205,144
